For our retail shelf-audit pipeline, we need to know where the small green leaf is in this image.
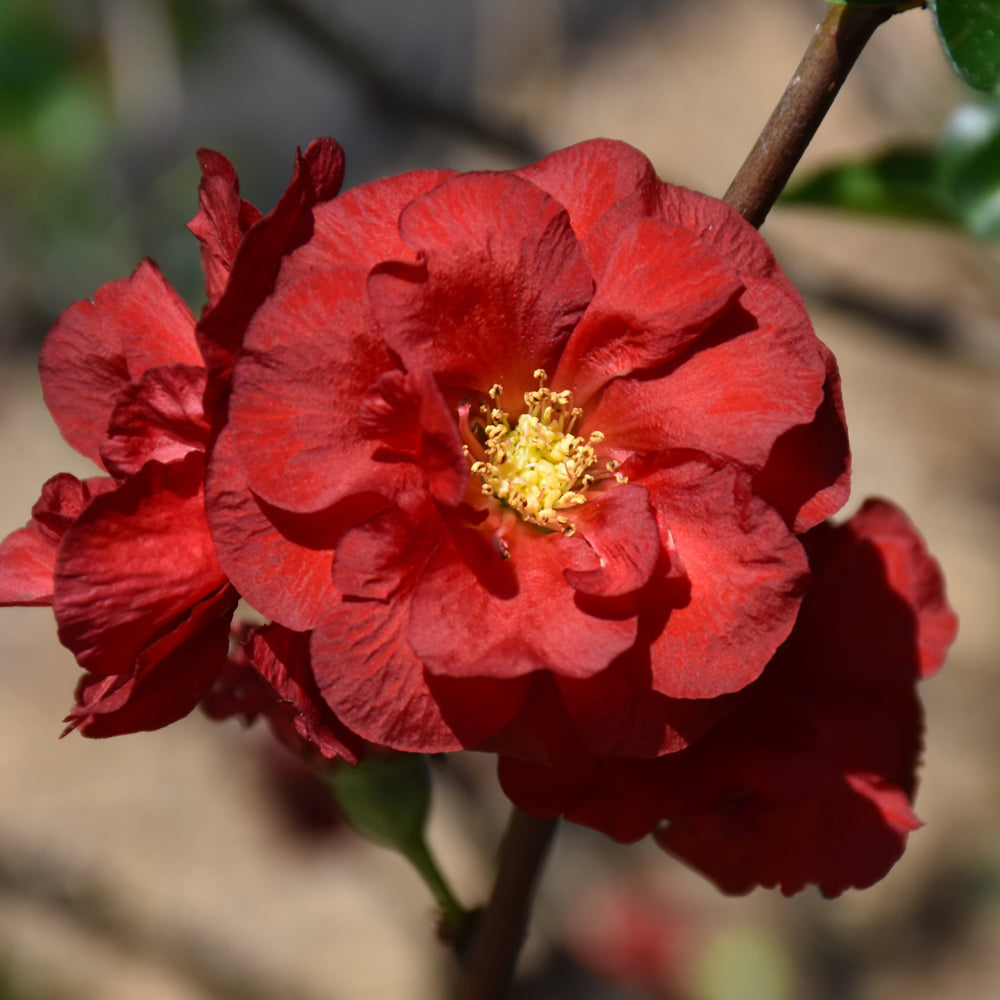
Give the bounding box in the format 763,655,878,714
933,0,1000,92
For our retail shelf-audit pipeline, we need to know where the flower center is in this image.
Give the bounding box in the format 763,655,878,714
468,369,622,539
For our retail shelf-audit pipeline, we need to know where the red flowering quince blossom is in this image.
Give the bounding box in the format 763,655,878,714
498,499,958,896
205,137,851,760
0,138,355,757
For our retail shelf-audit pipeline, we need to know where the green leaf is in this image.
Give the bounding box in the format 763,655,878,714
782,149,958,223
932,0,1000,92
782,99,1000,239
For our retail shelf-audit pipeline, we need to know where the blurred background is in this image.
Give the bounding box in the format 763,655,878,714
1,0,999,997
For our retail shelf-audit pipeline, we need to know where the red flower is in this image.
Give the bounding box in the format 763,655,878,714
206,138,849,758
0,139,347,740
498,499,958,896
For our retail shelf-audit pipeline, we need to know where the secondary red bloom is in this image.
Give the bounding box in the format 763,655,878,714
498,499,958,896
206,138,850,759
0,139,347,739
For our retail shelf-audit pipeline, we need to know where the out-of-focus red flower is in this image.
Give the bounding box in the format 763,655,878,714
0,139,347,740
206,138,849,760
499,499,958,896
563,880,686,993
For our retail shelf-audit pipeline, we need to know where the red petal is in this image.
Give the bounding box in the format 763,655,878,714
229,266,401,513
296,168,455,270
100,364,210,478
204,426,341,630
654,688,925,898
196,137,346,390
368,171,593,400
53,452,226,676
0,475,114,606
640,459,808,699
791,499,958,688
585,279,827,472
312,595,525,753
358,368,469,506
563,484,660,597
187,147,263,308
65,584,235,737
40,260,199,465
241,625,361,762
554,218,745,405
754,341,851,531
408,513,638,681
513,138,658,241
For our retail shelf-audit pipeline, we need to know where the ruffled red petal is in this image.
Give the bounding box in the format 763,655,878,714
368,171,594,401
40,260,200,466
100,364,210,478
205,427,341,630
65,583,236,737
187,147,263,309
407,512,638,681
585,279,826,473
0,474,113,606
229,266,399,513
639,459,808,699
513,138,659,242
53,452,226,676
196,137,346,391
554,217,745,405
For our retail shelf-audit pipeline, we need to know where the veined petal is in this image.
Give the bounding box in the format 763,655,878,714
40,260,199,466
100,365,210,478
229,266,398,513
187,147,263,308
408,513,638,680
513,138,659,241
205,427,342,631
554,218,745,405
0,474,113,606
53,452,226,676
368,171,594,400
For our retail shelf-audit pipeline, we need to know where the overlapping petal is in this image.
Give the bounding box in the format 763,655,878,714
39,260,200,466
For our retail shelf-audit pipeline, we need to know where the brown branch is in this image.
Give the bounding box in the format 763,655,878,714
723,2,899,228
454,808,559,1000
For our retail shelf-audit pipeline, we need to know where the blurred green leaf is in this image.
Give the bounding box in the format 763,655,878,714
783,99,1000,239
0,1,74,128
932,0,1000,93
783,148,956,222
939,100,1000,236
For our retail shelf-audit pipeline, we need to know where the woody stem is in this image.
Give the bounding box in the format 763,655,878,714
454,809,558,1000
723,1,907,227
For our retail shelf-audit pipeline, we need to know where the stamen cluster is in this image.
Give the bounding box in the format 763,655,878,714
469,370,620,534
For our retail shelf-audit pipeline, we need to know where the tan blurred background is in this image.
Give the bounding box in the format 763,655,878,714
1,1,999,997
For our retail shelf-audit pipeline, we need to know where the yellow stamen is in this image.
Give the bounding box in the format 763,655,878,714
471,372,619,535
